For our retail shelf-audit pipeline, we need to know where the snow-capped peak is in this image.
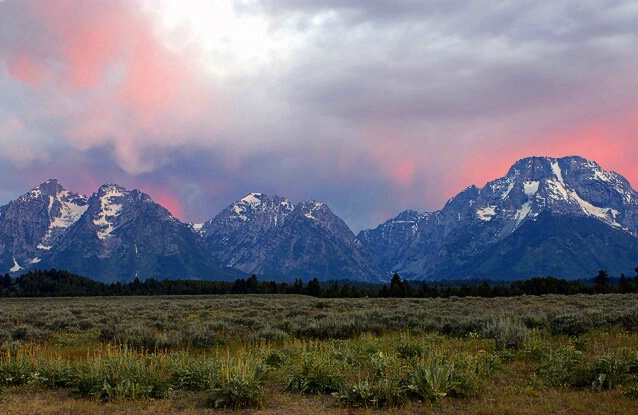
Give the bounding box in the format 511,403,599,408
470,156,638,234
13,180,91,251
298,200,327,220
97,183,128,198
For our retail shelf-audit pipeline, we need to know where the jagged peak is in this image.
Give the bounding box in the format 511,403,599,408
297,199,326,208
505,155,606,181
18,179,83,203
294,200,335,223
29,179,63,195
237,193,292,206
40,178,61,188
393,209,421,221
96,183,129,198
240,192,264,206
443,185,479,209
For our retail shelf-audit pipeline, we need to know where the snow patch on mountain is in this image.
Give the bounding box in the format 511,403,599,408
546,178,570,201
94,188,125,240
33,186,90,250
52,195,89,228
524,181,540,196
551,160,564,183
477,206,497,221
302,201,325,221
27,188,42,200
241,193,263,207
501,180,515,200
514,201,533,226
10,257,23,272
570,189,620,226
232,204,249,220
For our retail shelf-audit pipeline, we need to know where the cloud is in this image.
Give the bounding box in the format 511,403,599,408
0,0,230,173
0,0,637,232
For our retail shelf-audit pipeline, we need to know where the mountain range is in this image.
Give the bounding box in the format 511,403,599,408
359,156,638,280
1,156,638,282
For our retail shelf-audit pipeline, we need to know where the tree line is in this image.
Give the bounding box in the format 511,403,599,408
2,268,638,298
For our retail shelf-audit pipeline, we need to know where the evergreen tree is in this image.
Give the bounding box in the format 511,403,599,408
594,269,612,294
306,278,322,297
1,273,11,289
246,274,259,294
389,273,404,297
618,273,632,293
231,278,247,294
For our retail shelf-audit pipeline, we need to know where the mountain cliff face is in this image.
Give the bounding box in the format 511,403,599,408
201,194,385,282
358,156,638,280
0,181,239,282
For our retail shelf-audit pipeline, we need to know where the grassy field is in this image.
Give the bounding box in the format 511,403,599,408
2,294,638,414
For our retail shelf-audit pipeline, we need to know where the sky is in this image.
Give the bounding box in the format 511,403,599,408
0,0,637,232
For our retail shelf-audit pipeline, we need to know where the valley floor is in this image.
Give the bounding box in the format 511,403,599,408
2,294,638,414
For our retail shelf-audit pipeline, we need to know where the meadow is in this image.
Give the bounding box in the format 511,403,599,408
2,294,638,414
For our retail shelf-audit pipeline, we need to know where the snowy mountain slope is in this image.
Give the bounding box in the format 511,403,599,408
0,179,88,272
359,156,638,280
0,181,240,282
202,194,385,282
3,155,638,283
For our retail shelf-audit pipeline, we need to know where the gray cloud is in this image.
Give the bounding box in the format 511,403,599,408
1,0,637,232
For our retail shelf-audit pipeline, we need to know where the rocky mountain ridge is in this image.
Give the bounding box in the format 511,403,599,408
358,156,638,279
2,155,638,282
200,193,385,281
0,180,239,282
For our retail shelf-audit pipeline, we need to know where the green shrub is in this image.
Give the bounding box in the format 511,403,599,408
185,321,229,349
66,347,171,400
588,348,638,391
0,352,35,386
407,362,459,402
204,356,266,409
521,310,549,329
36,357,74,388
459,351,501,380
625,377,638,399
170,355,219,391
549,313,589,337
0,328,11,345
482,315,529,350
262,349,288,368
205,376,262,409
536,345,585,387
335,376,406,408
614,306,638,332
521,335,548,362
249,327,289,345
396,334,424,359
286,352,344,395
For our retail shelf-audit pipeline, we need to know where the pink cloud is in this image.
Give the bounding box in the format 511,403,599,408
26,0,140,89
4,53,45,84
143,186,184,219
360,119,418,188
457,107,638,193
2,0,224,173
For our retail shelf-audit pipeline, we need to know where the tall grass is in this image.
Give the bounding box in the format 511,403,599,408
1,294,638,411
